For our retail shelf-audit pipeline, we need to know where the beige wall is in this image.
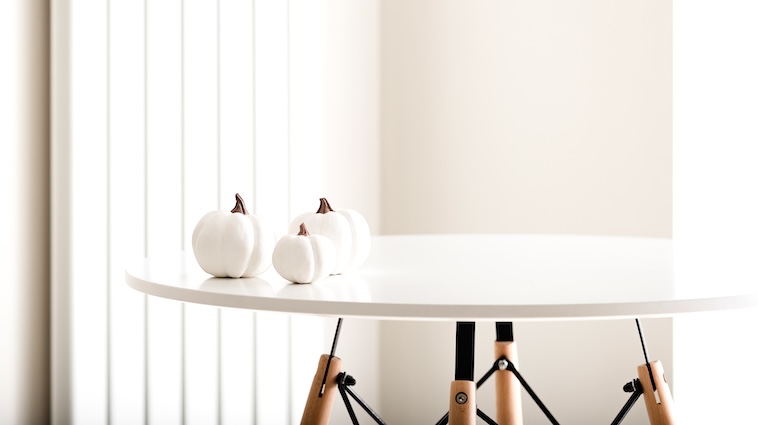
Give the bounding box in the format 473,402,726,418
322,0,384,421
381,0,671,237
379,0,672,423
323,0,382,234
0,1,50,423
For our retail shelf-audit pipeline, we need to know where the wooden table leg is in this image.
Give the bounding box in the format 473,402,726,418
300,354,342,425
449,380,476,425
494,322,523,425
449,322,476,425
637,361,676,425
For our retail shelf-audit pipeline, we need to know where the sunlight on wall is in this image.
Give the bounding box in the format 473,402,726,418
53,0,381,423
54,0,329,423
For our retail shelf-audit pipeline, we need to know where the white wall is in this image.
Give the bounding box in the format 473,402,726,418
672,0,758,422
379,0,672,423
0,1,50,424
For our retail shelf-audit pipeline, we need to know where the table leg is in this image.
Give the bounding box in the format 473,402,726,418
495,322,523,425
301,354,343,425
449,322,476,425
637,361,676,425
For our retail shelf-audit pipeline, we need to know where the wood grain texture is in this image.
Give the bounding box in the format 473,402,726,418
449,380,476,425
300,354,342,425
637,361,676,425
495,341,523,425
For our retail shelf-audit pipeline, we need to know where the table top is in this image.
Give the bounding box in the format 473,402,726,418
125,234,758,321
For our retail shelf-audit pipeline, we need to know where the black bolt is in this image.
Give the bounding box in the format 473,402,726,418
623,379,640,393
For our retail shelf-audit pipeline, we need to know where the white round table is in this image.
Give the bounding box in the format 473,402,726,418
126,234,757,425
125,234,757,321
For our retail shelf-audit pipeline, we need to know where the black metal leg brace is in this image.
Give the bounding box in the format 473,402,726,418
337,372,386,425
610,379,643,425
436,352,561,425
499,354,560,425
477,409,498,425
438,322,560,425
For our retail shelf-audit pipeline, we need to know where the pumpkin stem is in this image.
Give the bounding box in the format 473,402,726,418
298,222,310,236
231,193,249,215
316,197,334,214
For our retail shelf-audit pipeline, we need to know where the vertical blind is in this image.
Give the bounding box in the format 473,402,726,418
55,0,333,423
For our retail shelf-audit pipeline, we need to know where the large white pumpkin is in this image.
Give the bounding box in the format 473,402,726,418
289,198,371,274
192,193,277,278
273,223,336,284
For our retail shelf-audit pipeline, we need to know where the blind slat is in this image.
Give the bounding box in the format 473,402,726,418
253,0,292,422
70,0,109,422
218,0,257,422
62,0,341,423
144,0,184,422
183,0,222,422
109,0,147,423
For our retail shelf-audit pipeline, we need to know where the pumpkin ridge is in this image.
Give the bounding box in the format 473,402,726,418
243,215,270,277
198,213,227,277
307,236,319,283
219,217,237,278
222,214,254,278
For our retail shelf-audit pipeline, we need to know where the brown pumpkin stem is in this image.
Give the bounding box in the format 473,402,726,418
316,197,334,214
231,193,249,215
298,223,310,236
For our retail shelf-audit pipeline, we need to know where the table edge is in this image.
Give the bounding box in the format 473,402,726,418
125,270,758,322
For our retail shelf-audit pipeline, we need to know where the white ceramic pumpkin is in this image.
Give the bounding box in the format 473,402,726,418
273,223,336,284
288,198,371,274
192,193,277,278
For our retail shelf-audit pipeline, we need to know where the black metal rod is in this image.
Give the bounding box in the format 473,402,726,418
434,412,449,425
338,383,360,425
476,362,499,389
455,322,476,381
320,317,343,396
635,318,656,392
330,318,343,358
610,388,642,425
507,360,560,425
344,385,387,424
336,372,386,425
439,356,558,425
477,408,499,425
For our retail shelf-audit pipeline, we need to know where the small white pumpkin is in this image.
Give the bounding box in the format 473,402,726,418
273,223,336,284
192,193,277,278
289,198,370,275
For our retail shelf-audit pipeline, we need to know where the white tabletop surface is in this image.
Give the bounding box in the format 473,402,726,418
125,234,758,321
